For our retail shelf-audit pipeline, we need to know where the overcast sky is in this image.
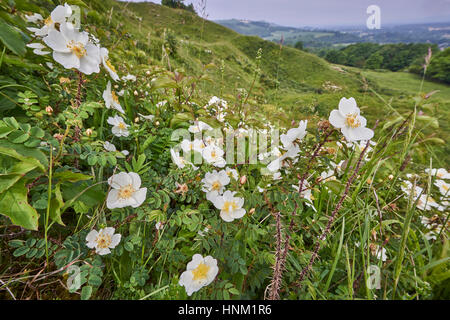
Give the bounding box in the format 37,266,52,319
124,0,450,27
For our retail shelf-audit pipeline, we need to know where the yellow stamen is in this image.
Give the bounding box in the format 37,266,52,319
105,59,117,73
118,122,126,129
223,201,237,213
192,263,210,281
67,40,86,58
118,184,135,199
346,113,361,129
44,16,53,26
211,181,222,191
111,90,119,103
95,233,112,249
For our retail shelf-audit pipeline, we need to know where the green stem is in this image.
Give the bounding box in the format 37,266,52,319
44,147,53,267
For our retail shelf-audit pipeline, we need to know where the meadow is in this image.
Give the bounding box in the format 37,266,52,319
0,0,448,300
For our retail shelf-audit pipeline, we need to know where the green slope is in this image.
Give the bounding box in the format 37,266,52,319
24,0,450,162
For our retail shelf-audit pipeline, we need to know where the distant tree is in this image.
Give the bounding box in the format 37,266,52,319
162,0,196,13
365,52,383,69
426,48,450,83
294,41,303,51
324,50,347,65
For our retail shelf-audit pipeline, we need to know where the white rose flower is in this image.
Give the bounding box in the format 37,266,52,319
320,169,336,182
138,113,155,121
103,141,117,152
103,81,125,114
201,170,230,194
106,172,147,209
86,227,121,255
179,254,219,296
225,167,239,180
426,168,450,180
280,120,307,149
180,139,205,153
100,47,120,81
122,74,136,82
43,22,101,75
434,180,450,197
107,115,129,137
416,194,439,211
202,145,226,168
25,13,43,23
28,4,72,37
188,121,212,133
26,43,50,55
329,97,374,142
156,100,167,108
375,246,387,262
209,190,246,222
171,148,187,169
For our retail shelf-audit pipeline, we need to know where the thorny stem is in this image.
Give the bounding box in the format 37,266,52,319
268,211,284,300
268,127,333,300
75,70,84,109
296,137,373,287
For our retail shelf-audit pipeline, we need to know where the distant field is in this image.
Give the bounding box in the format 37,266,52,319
361,70,450,99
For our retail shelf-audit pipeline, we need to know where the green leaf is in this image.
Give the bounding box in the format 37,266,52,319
0,174,22,194
229,288,240,295
49,183,65,226
81,285,93,300
13,246,30,257
7,130,30,143
0,18,27,56
0,140,47,170
30,127,45,138
88,274,102,287
0,179,39,230
53,171,93,183
26,248,38,258
8,239,24,248
170,113,194,128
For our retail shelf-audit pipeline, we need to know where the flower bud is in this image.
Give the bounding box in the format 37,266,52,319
388,174,394,180
45,106,53,115
155,121,160,126
85,128,93,136
318,120,331,131
53,133,63,141
249,208,256,215
134,117,140,123
240,175,247,185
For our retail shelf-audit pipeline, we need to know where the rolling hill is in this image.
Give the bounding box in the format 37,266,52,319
6,0,450,163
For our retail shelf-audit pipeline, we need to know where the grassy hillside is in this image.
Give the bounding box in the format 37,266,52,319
2,0,449,162
104,1,449,141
